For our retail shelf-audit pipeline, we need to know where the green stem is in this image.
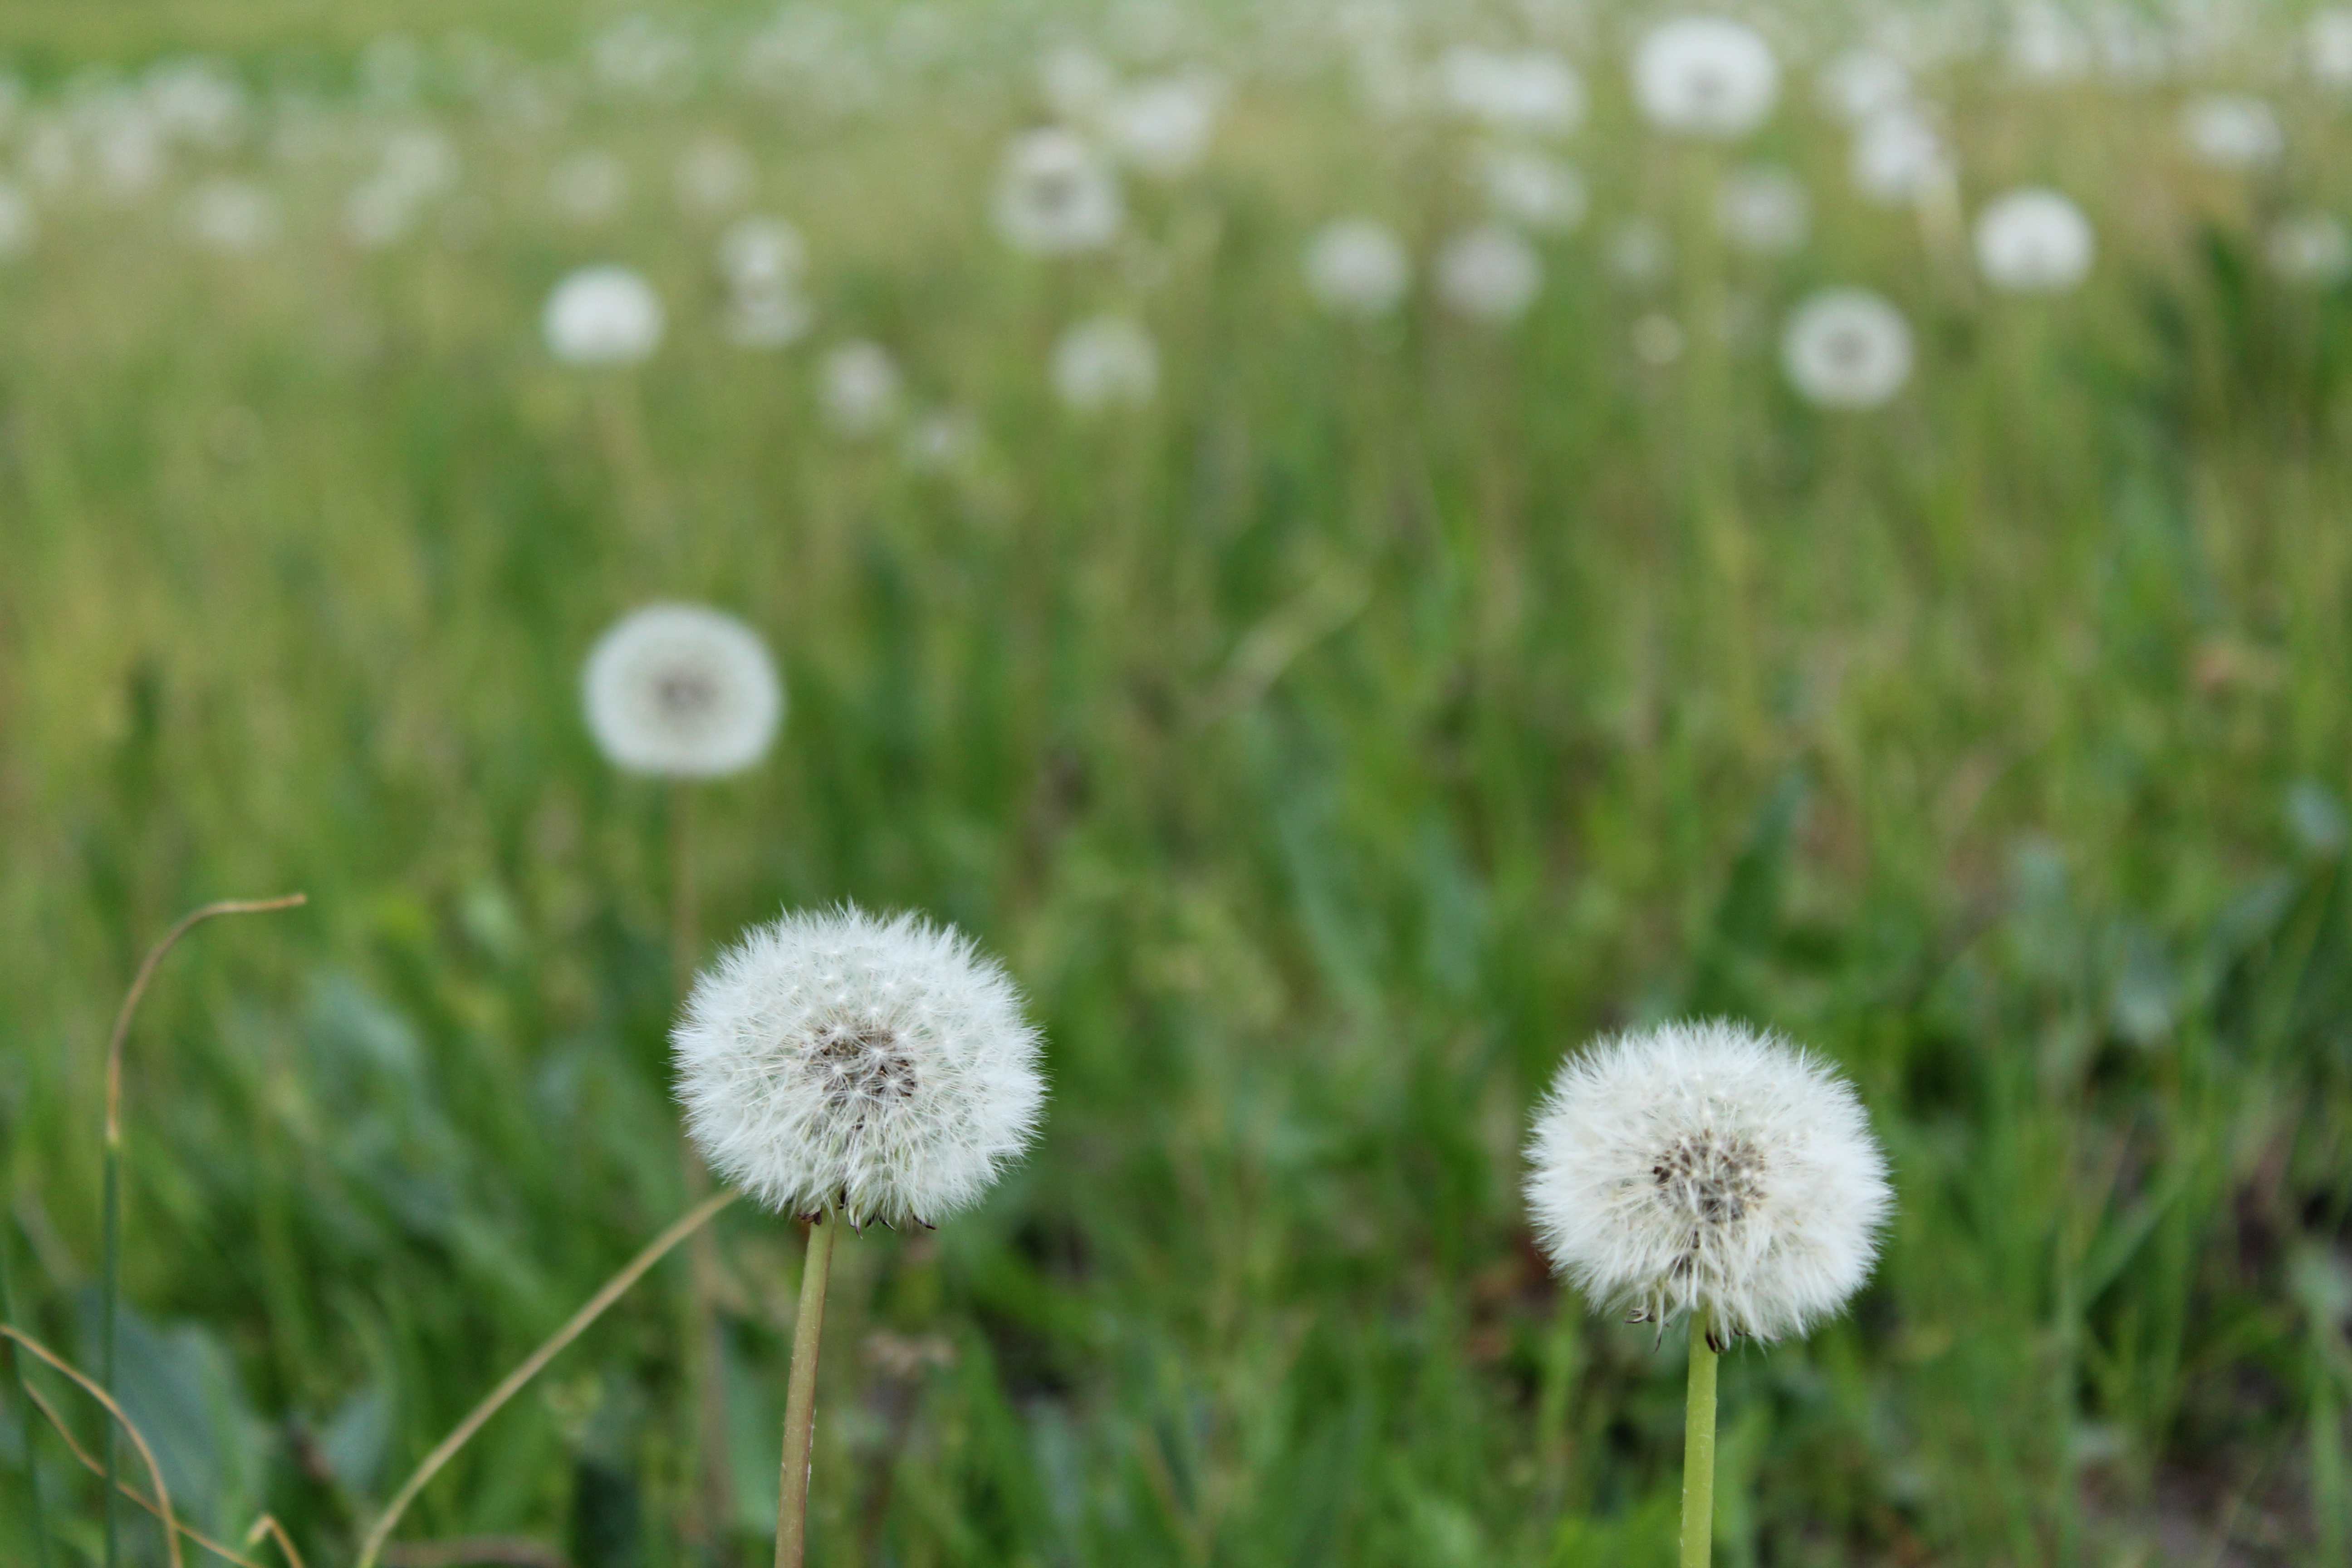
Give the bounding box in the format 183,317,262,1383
774,1215,838,1568
1680,1308,1719,1568
0,1216,55,1568
101,1141,121,1568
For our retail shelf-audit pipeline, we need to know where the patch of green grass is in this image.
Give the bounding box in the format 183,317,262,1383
3,8,2352,1566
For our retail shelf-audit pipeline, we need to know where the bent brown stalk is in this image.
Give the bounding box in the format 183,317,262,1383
354,1187,739,1568
100,894,306,1568
1,1324,186,1568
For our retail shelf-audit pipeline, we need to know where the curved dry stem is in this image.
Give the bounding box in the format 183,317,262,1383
104,894,308,1145
354,1188,740,1568
14,1378,261,1567
241,1516,307,1568
0,1324,187,1568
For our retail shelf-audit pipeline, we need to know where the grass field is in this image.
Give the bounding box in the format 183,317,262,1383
4,3,2352,1565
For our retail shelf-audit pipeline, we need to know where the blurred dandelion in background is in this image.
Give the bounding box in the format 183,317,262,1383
1974,188,2095,294
1476,146,1587,234
2268,212,2352,287
1100,73,1221,177
1781,288,1913,409
1436,223,1540,323
542,264,665,367
820,339,903,437
2181,94,2283,172
1052,314,1159,413
582,604,782,779
1716,166,1808,257
994,127,1122,255
1303,217,1410,317
1632,16,1779,141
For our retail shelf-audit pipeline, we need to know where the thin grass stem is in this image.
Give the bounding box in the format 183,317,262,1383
0,1323,186,1568
12,1375,261,1567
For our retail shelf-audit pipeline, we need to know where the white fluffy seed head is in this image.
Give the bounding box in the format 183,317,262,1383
582,603,783,777
543,264,665,366
673,905,1047,1226
1524,1019,1892,1344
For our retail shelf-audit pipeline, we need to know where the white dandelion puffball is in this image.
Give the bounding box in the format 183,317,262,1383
820,340,902,436
675,136,755,216
1039,43,1117,121
1850,106,1949,206
184,179,279,253
718,216,807,291
725,284,814,350
1524,1020,1892,1343
2317,11,2352,89
1817,50,1910,125
1102,74,1221,177
543,265,665,367
1633,17,1779,141
1717,167,1808,256
582,604,783,778
2181,95,2283,172
1478,147,1588,235
1436,46,1585,137
1974,189,2094,294
674,905,1046,1227
1051,315,1159,413
1436,225,1541,323
2269,214,2352,287
1303,219,1410,317
1781,289,1913,410
994,128,1122,256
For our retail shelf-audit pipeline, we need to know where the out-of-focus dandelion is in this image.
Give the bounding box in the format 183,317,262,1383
183,179,278,253
1477,147,1587,234
1781,289,1913,409
543,265,665,367
2317,10,2352,89
1974,188,2094,294
1101,74,1220,177
2182,95,2283,172
820,340,903,436
1850,106,1949,206
719,215,806,291
2008,3,2091,83
674,904,1044,1568
994,127,1122,255
1816,50,1910,124
725,287,814,350
583,604,782,779
1436,224,1540,322
1303,218,1410,317
675,135,755,216
1632,17,1779,141
902,408,979,474
2269,213,2352,286
550,150,629,225
1525,1019,1891,1568
1052,314,1159,412
1436,46,1584,137
1717,167,1808,256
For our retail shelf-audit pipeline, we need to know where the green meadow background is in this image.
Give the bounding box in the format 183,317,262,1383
4,3,2351,1564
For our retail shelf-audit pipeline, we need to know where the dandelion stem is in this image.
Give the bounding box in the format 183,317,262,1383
775,1215,838,1568
1680,1308,1720,1568
99,894,306,1568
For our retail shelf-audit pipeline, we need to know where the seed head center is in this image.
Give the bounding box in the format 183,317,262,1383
809,1015,919,1107
1651,1131,1764,1229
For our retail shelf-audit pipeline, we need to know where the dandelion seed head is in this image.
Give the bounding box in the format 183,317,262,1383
1303,218,1410,317
1436,224,1540,323
1051,315,1158,413
1632,17,1779,141
543,264,664,366
675,905,1047,1227
1781,288,1912,410
1524,1019,1892,1343
582,603,781,777
1974,188,2094,294
994,127,1122,255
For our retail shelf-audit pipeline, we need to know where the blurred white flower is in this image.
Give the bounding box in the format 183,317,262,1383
93,113,165,200
1974,189,2094,294
2268,213,2352,286
1782,289,1913,409
144,59,246,150
1039,43,1118,120
1607,219,1671,286
2182,95,2283,172
994,128,1122,255
1303,218,1411,317
675,136,755,217
0,182,36,257
1717,166,1808,256
543,265,666,366
583,603,783,778
1850,105,1949,206
902,408,979,473
1477,147,1587,234
1436,225,1540,322
550,151,628,225
184,179,279,253
2317,11,2352,89
592,15,696,100
1101,74,1221,177
674,904,1045,1228
378,126,459,200
719,215,807,291
1816,50,1910,124
2008,3,2091,83
1436,46,1584,137
1524,1019,1891,1343
344,179,420,249
725,285,815,350
1632,17,1779,140
820,340,902,436
1632,313,1686,366
1052,314,1159,412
